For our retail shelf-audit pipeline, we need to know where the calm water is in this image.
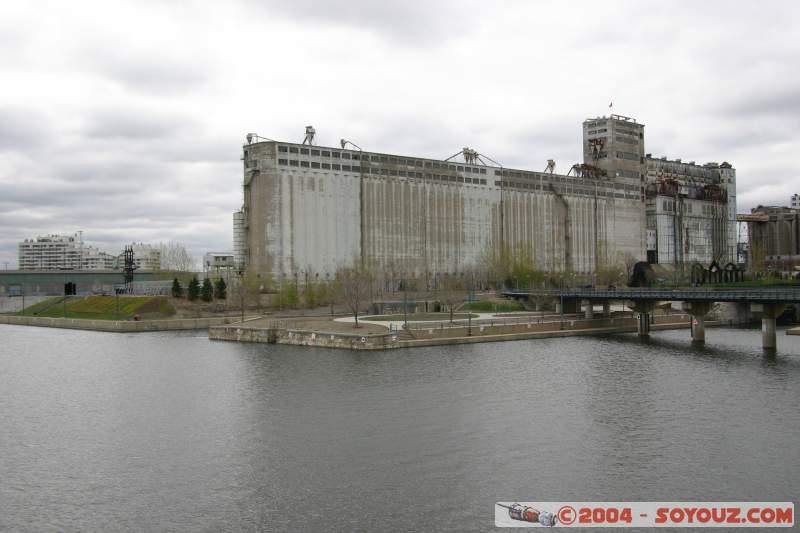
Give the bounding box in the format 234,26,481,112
1,325,798,532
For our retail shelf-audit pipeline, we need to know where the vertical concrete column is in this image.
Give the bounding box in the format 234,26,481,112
691,315,706,343
762,316,776,351
602,301,611,317
555,302,562,314
534,299,541,312
637,311,650,336
628,300,655,337
584,300,594,319
751,303,784,351
682,301,712,344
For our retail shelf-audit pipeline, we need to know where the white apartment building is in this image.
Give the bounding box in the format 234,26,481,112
18,233,116,270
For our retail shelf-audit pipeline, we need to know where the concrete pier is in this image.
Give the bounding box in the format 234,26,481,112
751,303,786,351
602,301,611,317
628,300,656,337
682,301,713,344
584,300,594,319
762,316,776,350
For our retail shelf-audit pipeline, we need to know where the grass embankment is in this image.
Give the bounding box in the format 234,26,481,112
460,299,525,313
20,295,175,320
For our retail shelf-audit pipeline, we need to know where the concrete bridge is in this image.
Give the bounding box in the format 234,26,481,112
503,287,800,350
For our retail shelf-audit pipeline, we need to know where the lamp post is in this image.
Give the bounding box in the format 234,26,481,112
560,277,564,330
403,278,409,331
59,267,72,318
467,272,473,336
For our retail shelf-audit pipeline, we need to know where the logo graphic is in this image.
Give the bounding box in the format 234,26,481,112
558,505,577,525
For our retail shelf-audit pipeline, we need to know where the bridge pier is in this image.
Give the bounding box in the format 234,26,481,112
751,303,786,351
682,301,713,344
584,300,594,319
628,300,655,337
602,301,611,317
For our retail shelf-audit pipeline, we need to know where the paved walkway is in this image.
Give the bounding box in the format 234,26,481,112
334,312,564,332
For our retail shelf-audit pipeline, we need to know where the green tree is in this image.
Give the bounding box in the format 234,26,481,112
201,278,213,302
171,278,183,298
187,276,200,301
214,277,227,299
272,279,299,309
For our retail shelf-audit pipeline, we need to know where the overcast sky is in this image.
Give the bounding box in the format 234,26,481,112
1,0,799,268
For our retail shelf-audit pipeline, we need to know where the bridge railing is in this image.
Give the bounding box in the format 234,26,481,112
502,287,800,302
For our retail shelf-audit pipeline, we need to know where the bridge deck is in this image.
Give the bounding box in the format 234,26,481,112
504,288,800,303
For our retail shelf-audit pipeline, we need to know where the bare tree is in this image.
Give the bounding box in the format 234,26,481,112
232,273,260,322
335,262,373,328
157,241,196,271
438,272,467,323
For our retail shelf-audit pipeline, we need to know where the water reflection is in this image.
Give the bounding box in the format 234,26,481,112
0,325,798,532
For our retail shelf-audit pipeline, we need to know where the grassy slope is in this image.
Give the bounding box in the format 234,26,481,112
20,296,175,320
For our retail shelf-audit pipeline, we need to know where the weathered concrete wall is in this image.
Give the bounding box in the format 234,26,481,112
0,315,241,332
210,314,696,350
209,324,398,350
241,141,648,280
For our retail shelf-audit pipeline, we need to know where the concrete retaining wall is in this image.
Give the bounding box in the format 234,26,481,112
209,325,399,350
209,314,703,350
0,315,242,332
405,315,691,340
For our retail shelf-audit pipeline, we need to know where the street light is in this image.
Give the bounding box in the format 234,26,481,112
59,266,73,318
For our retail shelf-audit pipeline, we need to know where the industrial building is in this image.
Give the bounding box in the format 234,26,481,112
644,157,737,265
18,233,116,271
742,206,800,271
234,115,737,282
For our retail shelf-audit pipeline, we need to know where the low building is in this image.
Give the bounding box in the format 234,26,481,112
203,252,236,276
0,270,161,296
18,233,116,271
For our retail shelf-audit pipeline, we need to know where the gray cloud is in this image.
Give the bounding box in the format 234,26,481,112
1,0,799,267
81,108,199,140
0,108,50,152
248,0,475,44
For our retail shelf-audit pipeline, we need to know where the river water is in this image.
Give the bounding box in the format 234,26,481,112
1,325,798,531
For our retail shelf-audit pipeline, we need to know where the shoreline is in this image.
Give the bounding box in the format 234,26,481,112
208,314,734,350
0,314,248,332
